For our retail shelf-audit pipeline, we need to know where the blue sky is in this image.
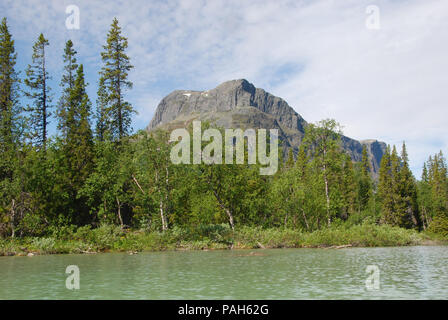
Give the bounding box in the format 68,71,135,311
1,0,447,177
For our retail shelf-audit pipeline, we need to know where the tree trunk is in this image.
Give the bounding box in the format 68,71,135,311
421,207,428,231
116,196,123,228
164,166,169,230
323,165,331,227
116,50,122,139
159,200,167,231
204,173,235,230
284,194,290,228
10,199,15,238
322,145,331,227
302,208,310,231
155,169,168,231
132,175,145,194
42,42,48,152
212,188,234,230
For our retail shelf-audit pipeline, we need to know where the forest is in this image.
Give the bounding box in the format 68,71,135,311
1,17,447,255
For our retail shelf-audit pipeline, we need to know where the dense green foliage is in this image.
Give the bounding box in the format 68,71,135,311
378,144,421,228
0,17,447,249
419,152,448,235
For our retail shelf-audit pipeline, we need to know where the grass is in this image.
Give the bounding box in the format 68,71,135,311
0,222,446,256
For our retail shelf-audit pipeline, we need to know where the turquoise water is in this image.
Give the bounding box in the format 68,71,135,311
0,246,447,299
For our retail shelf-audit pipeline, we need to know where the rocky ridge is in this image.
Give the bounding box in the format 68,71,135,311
147,79,386,175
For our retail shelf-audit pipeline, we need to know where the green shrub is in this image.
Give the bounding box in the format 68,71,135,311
90,224,124,249
17,213,47,237
73,225,93,241
0,238,20,255
428,216,448,237
344,210,379,227
48,224,77,240
31,237,56,253
194,224,233,243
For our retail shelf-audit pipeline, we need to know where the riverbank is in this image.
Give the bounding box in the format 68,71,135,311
0,223,446,256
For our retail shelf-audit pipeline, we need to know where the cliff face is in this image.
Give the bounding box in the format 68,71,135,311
147,79,386,175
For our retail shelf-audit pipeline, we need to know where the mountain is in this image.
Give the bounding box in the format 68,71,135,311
147,79,386,175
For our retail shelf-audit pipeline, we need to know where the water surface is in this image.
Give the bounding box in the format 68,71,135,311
0,246,447,299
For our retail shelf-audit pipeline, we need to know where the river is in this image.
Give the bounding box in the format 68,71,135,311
0,246,447,299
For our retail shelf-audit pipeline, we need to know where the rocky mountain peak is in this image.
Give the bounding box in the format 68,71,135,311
147,79,386,176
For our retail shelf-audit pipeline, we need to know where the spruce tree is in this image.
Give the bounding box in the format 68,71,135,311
423,151,448,234
428,152,448,217
0,17,23,237
99,18,134,141
64,64,94,224
24,33,51,151
399,142,420,228
378,145,394,223
285,148,295,169
57,40,78,137
0,17,20,178
389,145,403,225
295,144,307,179
361,145,370,176
95,77,109,141
378,144,419,228
358,145,372,211
418,162,431,229
66,65,93,176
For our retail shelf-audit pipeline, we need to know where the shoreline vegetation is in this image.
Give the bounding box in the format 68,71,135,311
2,17,448,255
1,223,446,257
